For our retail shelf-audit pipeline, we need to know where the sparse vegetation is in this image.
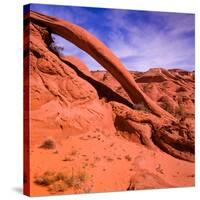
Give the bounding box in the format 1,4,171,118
39,138,55,149
48,180,66,193
62,156,74,162
79,136,88,141
70,149,78,156
34,170,88,193
94,156,101,162
77,171,87,182
95,128,101,132
90,163,96,168
156,164,164,174
83,185,92,193
110,143,115,147
125,155,132,161
34,171,57,186
107,157,114,162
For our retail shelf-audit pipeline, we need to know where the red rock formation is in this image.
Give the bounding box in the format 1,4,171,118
96,69,195,162
127,169,172,190
27,11,175,121
27,23,116,135
24,11,195,196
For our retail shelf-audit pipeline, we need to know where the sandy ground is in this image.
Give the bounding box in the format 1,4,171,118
29,124,194,196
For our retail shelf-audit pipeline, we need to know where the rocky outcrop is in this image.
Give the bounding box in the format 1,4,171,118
100,68,194,162
24,10,195,196
153,123,195,162
26,11,175,120
111,101,194,161
25,11,195,161
111,101,157,149
127,169,172,190
25,22,116,135
60,56,133,108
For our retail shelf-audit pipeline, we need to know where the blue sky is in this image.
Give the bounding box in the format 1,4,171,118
29,4,195,71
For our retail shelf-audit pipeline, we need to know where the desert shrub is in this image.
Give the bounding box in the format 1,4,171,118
55,172,65,181
77,171,87,182
39,138,55,149
83,186,92,193
64,171,88,189
110,143,115,147
94,156,101,162
106,157,114,162
125,155,132,161
34,170,88,193
90,163,96,168
156,164,164,174
70,149,78,156
48,180,66,193
34,177,50,186
34,171,56,186
62,156,74,162
64,175,77,188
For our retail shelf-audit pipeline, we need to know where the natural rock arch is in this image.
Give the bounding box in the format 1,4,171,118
27,11,174,121
25,11,195,162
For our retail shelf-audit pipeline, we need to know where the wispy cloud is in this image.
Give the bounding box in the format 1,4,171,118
30,4,195,71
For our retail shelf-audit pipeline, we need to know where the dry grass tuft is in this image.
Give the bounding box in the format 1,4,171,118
34,170,88,193
39,138,55,149
125,155,132,161
106,157,114,162
70,149,78,156
62,156,74,162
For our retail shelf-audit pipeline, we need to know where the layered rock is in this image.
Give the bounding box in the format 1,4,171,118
127,169,172,190
27,11,175,120
24,11,195,196
26,22,116,136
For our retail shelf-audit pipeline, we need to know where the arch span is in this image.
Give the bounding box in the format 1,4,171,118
28,11,174,121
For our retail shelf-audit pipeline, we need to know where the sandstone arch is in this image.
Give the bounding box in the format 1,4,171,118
27,11,174,121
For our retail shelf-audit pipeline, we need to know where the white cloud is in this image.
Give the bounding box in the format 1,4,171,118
49,7,194,72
